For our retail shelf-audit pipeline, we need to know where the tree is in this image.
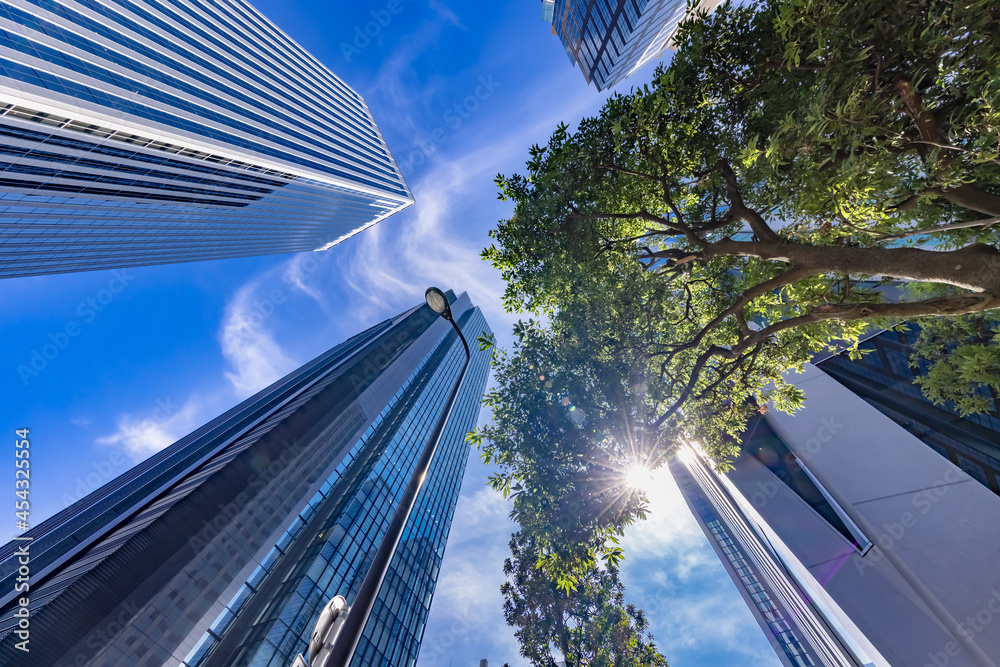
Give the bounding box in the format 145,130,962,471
678,0,1000,220
907,312,1000,416
502,531,669,667
476,0,1000,644
470,314,661,589
484,0,1000,461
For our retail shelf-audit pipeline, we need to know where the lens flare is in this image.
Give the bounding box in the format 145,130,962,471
625,464,654,491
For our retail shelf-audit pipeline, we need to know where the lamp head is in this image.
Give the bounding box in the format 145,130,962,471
307,595,348,664
425,287,452,320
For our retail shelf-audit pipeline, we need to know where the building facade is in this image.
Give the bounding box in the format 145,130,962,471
0,291,490,667
673,358,1000,666
0,0,412,279
816,326,1000,495
672,452,880,667
545,0,722,90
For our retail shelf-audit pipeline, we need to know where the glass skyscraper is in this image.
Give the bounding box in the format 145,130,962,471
0,291,490,667
545,0,723,90
672,455,869,667
0,0,413,279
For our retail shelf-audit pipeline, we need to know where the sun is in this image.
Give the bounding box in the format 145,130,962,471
625,464,654,491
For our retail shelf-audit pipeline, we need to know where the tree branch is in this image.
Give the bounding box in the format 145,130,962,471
875,217,1000,244
639,249,701,271
715,160,781,242
569,206,709,250
894,78,948,146
706,238,1000,293
568,209,668,226
892,79,1000,216
889,185,944,212
650,292,1000,429
909,140,999,161
650,267,813,374
597,164,660,182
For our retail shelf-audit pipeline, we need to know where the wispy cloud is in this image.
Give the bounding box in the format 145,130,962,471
429,485,510,617
429,0,466,30
418,475,525,666
341,171,508,329
219,278,299,397
620,467,782,665
96,395,204,462
368,17,457,139
283,254,325,304
98,258,314,460
339,84,603,342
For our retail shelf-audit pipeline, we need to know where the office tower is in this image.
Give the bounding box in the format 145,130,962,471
671,455,876,667
816,327,1000,496
0,0,412,279
672,358,1000,666
544,0,723,90
0,291,491,667
541,1,555,22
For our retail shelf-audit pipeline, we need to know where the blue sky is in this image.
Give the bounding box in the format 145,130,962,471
1,1,781,665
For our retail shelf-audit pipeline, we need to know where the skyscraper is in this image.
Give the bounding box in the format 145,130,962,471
0,0,412,279
672,354,1000,666
0,291,491,667
671,454,879,667
816,326,1000,496
544,0,723,90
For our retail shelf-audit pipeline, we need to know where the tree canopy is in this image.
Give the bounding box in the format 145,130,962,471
475,0,1000,595
470,313,657,590
502,531,669,667
687,0,1000,225
484,0,1000,455
907,312,1000,416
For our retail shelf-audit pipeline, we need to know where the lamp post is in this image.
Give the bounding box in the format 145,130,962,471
308,287,471,667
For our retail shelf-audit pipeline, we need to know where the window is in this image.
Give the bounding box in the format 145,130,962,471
744,415,872,552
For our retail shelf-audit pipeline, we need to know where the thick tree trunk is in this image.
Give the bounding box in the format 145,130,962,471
809,295,1000,319
708,239,1000,295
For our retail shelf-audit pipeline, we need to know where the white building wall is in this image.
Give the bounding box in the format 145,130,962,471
741,363,1000,667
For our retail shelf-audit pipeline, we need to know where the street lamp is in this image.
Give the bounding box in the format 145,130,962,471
291,596,349,667
301,288,471,667
424,286,452,320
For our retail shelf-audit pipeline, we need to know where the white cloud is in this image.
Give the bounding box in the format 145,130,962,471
219,278,300,397
283,253,325,304
368,18,456,140
338,85,604,342
429,0,466,30
620,468,782,665
447,479,513,548
622,466,709,563
341,173,508,330
96,395,204,462
418,473,525,667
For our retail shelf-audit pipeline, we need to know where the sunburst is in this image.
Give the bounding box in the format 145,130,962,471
625,463,654,491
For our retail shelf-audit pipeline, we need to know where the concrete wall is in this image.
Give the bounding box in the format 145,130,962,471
744,364,1000,667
